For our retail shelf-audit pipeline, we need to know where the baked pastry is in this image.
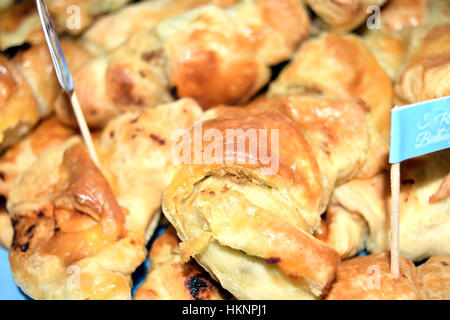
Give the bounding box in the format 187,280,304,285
305,0,387,32
8,99,202,299
0,118,74,249
162,95,374,299
332,151,450,261
55,0,310,127
134,226,230,300
417,255,450,300
380,0,450,32
395,24,450,104
97,99,203,244
0,40,95,151
325,252,422,300
0,0,132,50
84,0,239,51
315,205,368,259
362,30,407,81
269,32,393,143
0,54,40,152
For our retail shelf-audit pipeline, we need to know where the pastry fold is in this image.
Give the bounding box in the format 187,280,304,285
84,0,239,51
0,118,74,248
325,252,422,300
269,33,393,143
55,0,310,127
396,24,450,104
163,96,371,299
135,226,229,300
8,99,203,299
0,40,95,150
332,151,450,262
0,0,131,50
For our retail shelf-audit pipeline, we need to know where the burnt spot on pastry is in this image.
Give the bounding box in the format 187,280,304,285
0,195,7,212
54,227,60,233
2,42,31,60
170,86,179,100
109,131,115,138
141,50,162,62
131,133,137,139
149,134,165,146
37,211,44,217
25,225,35,236
185,275,209,300
401,179,415,185
441,261,448,267
0,171,5,181
107,65,144,106
266,257,281,264
209,191,215,196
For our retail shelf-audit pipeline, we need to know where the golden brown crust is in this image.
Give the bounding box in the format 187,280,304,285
305,0,387,31
396,25,450,103
0,55,40,151
0,118,74,249
58,0,310,127
0,0,132,50
269,33,393,142
0,1,44,50
163,96,371,299
380,0,450,32
418,255,450,300
326,252,422,300
84,0,239,51
134,226,229,300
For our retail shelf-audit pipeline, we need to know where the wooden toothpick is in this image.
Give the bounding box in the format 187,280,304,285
390,162,400,278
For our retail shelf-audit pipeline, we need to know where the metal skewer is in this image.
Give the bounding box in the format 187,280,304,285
36,0,100,167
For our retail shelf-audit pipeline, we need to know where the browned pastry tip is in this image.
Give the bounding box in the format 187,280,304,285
326,252,422,300
10,143,125,266
135,226,230,300
418,255,450,300
0,117,74,249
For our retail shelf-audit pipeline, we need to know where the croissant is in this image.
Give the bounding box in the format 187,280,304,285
0,118,74,249
305,0,388,32
8,99,202,299
0,40,96,150
325,252,422,300
269,32,393,143
134,226,230,300
0,0,132,50
395,24,450,104
55,0,310,128
380,0,450,32
417,255,450,300
84,0,239,51
162,95,375,299
332,151,450,262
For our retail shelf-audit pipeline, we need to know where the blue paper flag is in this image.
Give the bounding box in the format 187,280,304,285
389,96,450,164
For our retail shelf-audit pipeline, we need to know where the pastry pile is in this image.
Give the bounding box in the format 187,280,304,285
0,0,448,300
